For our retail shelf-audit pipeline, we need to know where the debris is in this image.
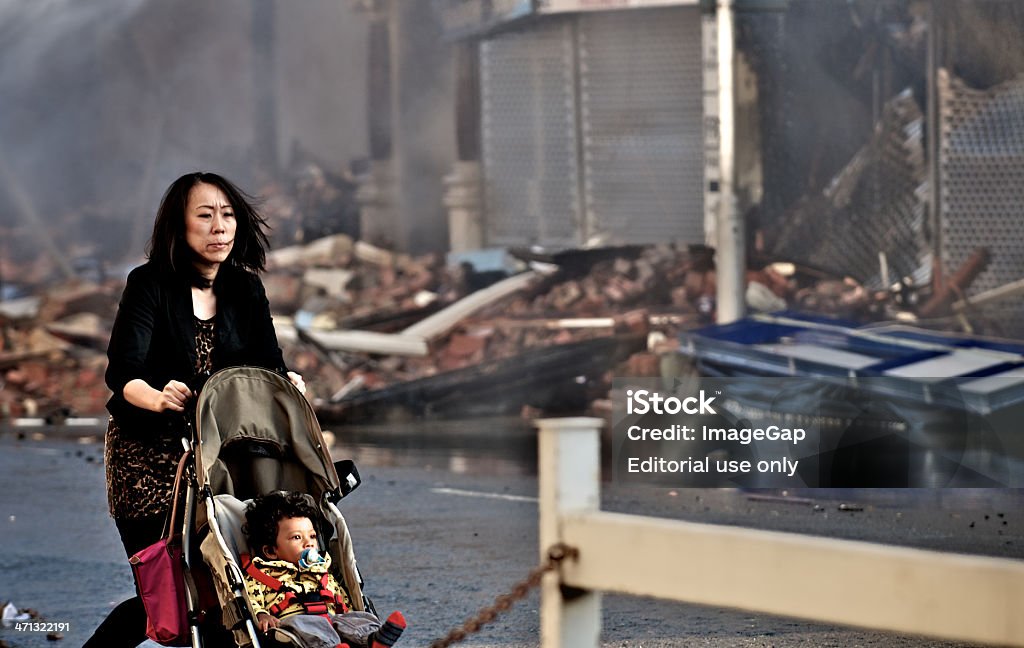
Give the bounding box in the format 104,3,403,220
319,334,645,422
354,240,397,267
918,248,990,317
44,313,109,351
267,234,355,269
302,268,356,299
746,280,787,312
1,170,967,426
745,493,815,506
402,270,543,341
0,296,42,321
299,328,429,357
1,602,30,626
952,276,1024,314
769,90,929,295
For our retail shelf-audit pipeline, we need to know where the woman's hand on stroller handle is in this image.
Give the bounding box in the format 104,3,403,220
123,378,194,413
157,379,193,412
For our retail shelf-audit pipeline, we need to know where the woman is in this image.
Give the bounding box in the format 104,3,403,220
85,172,304,647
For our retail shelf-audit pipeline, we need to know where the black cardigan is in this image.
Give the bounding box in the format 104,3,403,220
105,262,287,431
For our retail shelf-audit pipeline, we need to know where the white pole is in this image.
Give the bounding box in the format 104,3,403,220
537,417,603,648
716,0,746,323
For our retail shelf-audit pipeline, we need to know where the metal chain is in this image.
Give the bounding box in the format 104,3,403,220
427,543,579,648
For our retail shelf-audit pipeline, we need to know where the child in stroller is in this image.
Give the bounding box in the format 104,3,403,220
242,491,406,648
181,366,401,648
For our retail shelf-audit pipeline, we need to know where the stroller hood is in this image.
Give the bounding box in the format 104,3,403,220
194,366,338,498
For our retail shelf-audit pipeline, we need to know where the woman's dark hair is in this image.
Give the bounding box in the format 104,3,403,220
244,491,321,558
147,171,270,288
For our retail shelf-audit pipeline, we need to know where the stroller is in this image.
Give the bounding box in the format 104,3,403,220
175,366,372,648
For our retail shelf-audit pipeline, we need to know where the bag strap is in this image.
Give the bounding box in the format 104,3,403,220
161,449,192,542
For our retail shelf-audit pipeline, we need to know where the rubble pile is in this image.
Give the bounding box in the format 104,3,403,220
0,281,118,420
277,245,699,405
428,245,709,367
0,159,908,423
264,235,466,331
0,232,920,423
0,157,911,424
0,278,118,419
286,244,796,410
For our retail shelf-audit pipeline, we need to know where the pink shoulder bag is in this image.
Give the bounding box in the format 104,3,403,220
129,450,191,646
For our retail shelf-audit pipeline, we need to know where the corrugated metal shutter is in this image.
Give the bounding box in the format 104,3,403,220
480,19,580,247
578,7,704,244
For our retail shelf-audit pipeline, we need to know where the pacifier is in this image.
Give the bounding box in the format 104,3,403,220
298,547,323,568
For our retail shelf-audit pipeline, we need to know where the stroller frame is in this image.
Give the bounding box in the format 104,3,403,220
174,366,370,648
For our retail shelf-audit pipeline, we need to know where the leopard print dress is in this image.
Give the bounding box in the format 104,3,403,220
104,317,216,520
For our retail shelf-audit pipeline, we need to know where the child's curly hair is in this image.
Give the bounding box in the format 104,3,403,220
243,491,321,557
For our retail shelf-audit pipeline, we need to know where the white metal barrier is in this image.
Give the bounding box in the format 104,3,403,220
537,417,1024,648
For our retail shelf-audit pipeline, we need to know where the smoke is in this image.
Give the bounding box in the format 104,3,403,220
0,0,372,275
0,0,150,272
0,1,148,85
0,0,146,184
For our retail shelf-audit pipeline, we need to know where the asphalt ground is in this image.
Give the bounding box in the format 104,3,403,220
1,430,1021,648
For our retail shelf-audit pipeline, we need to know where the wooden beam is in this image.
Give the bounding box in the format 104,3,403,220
561,510,1024,646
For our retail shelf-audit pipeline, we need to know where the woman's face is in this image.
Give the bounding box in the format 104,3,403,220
184,182,236,275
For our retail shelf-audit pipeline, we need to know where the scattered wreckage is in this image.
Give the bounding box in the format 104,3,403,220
0,228,1010,425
